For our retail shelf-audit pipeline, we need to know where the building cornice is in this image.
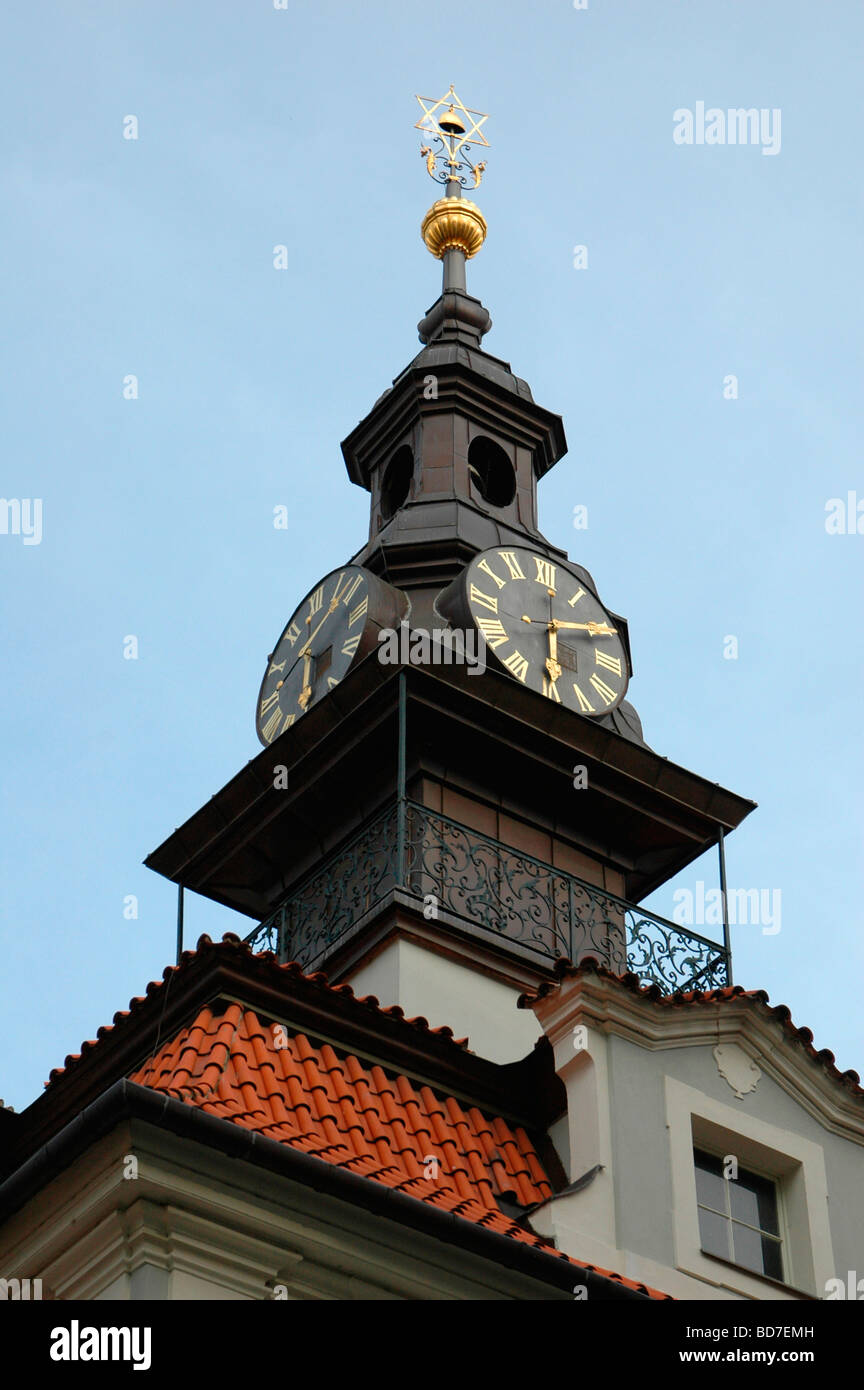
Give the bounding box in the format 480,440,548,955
0,1079,653,1300
526,969,864,1145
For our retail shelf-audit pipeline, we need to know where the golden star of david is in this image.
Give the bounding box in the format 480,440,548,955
414,85,490,149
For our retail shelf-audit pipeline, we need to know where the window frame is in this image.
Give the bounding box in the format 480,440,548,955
664,1076,833,1299
693,1144,786,1282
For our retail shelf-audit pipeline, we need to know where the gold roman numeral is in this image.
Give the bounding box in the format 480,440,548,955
594,649,622,676
573,683,596,714
533,557,556,590
476,617,509,649
284,622,301,646
542,676,562,701
341,635,361,657
589,673,617,706
348,596,368,627
308,586,324,616
283,713,295,729
259,691,280,717
341,574,363,606
498,551,525,579
268,659,286,675
476,557,506,589
568,587,586,607
262,707,284,741
327,676,340,689
469,584,499,614
502,650,529,682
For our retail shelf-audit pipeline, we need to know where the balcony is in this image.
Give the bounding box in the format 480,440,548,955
244,799,731,994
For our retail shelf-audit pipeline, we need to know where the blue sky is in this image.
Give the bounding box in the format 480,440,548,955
1,1,861,1108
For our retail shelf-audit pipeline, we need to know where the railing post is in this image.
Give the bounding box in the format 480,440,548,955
718,826,732,984
396,670,407,889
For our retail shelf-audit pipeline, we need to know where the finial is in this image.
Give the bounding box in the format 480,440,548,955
414,85,492,346
415,84,489,191
415,85,489,279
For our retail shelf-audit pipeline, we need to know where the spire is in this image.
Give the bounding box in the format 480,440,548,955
414,85,493,347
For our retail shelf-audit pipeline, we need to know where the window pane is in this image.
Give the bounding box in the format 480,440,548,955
761,1235,784,1282
698,1206,731,1261
730,1169,780,1237
694,1150,727,1213
731,1220,763,1273
731,1223,784,1280
694,1147,785,1283
729,1180,761,1229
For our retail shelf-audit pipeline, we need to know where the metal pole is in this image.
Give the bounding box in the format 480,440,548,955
396,671,407,887
176,882,184,965
717,828,732,984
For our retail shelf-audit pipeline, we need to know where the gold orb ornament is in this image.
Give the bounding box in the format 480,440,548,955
421,197,488,260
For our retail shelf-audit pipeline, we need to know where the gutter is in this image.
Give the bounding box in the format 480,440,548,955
0,1079,652,1301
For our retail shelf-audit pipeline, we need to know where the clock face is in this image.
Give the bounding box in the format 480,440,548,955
255,565,371,745
463,546,630,716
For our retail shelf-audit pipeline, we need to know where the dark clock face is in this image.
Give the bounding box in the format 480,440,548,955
463,546,630,715
255,566,371,744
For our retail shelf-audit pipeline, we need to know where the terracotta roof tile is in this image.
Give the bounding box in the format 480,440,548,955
37,935,669,1298
47,930,855,1298
126,998,670,1298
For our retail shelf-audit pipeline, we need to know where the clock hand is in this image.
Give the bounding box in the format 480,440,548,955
297,652,313,709
545,622,561,684
553,620,617,636
298,586,346,657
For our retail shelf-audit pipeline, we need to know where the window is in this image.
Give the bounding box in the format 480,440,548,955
666,1078,832,1298
694,1148,783,1281
380,446,413,521
467,436,516,508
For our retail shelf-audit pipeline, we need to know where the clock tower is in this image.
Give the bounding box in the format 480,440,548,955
146,88,754,1062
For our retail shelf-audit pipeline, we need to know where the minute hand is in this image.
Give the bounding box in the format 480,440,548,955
298,579,350,657
553,620,617,636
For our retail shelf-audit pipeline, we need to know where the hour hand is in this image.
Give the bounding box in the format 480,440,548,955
555,620,617,636
545,621,561,683
298,653,313,709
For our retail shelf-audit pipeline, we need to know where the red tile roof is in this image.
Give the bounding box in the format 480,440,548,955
28,935,671,1298
131,1003,551,1212
107,941,671,1299
522,958,864,1101
36,938,859,1300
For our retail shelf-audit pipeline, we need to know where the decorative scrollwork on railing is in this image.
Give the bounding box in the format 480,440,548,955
246,917,280,956
245,805,398,968
402,806,620,965
625,910,729,992
244,799,731,992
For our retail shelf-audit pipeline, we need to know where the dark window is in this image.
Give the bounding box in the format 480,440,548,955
467,436,516,509
694,1148,783,1281
380,445,413,520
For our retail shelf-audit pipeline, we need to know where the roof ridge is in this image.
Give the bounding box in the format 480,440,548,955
44,932,472,1092
519,956,863,1100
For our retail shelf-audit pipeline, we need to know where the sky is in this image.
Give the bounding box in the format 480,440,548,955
1,1,862,1109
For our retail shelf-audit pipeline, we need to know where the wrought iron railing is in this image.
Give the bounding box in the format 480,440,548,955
245,799,730,993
